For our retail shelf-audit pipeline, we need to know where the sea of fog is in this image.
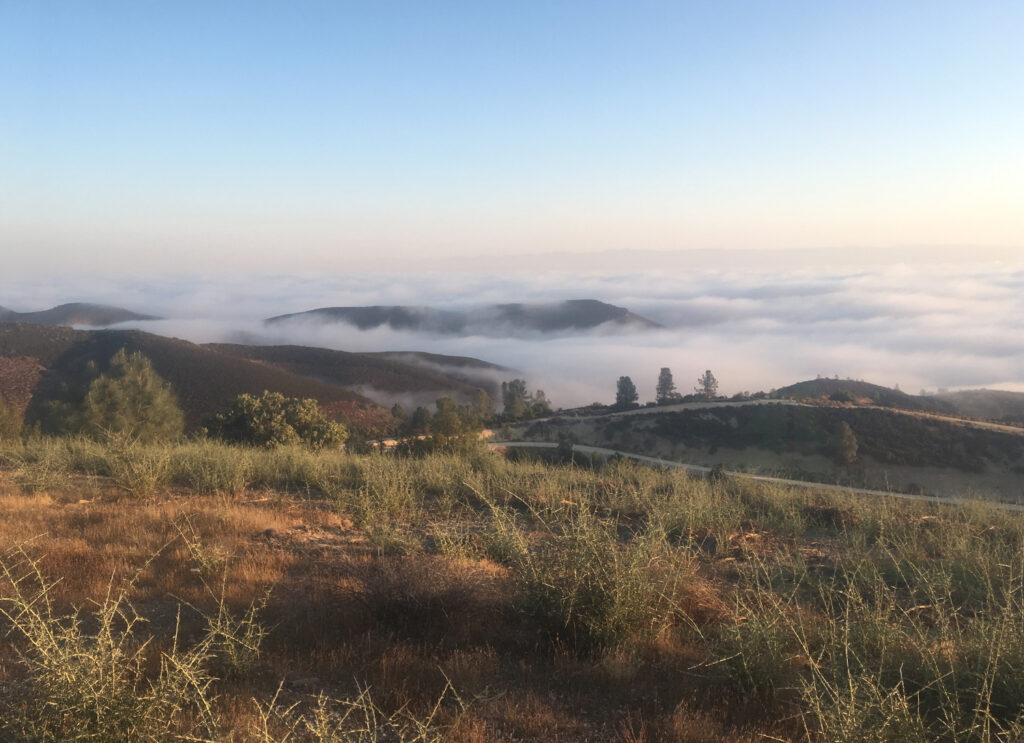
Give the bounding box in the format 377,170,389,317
3,263,1023,408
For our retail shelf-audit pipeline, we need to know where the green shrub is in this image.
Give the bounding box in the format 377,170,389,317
204,391,347,450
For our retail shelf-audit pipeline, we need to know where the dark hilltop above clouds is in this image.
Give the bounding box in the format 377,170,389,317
265,299,662,335
0,303,157,327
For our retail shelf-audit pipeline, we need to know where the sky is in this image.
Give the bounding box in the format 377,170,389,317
2,1,1023,272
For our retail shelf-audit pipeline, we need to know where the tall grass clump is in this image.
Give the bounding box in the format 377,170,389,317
248,444,333,493
102,433,172,497
8,436,75,493
167,440,254,494
794,563,1024,742
716,519,1024,742
515,509,693,652
322,453,426,553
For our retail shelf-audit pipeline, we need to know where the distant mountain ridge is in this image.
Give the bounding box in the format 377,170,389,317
265,299,662,335
0,302,156,327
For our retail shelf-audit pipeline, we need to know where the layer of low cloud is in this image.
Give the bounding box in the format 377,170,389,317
2,262,1022,407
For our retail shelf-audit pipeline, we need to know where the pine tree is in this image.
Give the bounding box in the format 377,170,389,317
656,367,679,405
501,379,530,419
79,349,185,442
472,389,494,421
696,370,719,400
615,376,639,408
834,422,858,465
530,389,551,417
432,396,464,436
409,406,433,435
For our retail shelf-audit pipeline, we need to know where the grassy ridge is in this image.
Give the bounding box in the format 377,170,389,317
774,378,955,413
2,437,1024,740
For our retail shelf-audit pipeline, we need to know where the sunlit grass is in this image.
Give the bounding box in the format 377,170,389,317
1,435,1023,740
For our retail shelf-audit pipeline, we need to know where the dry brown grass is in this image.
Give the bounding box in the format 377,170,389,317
12,442,1021,742
0,467,771,742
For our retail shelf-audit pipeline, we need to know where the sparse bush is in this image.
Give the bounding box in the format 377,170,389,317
0,545,454,743
0,546,220,743
249,684,459,743
10,437,72,492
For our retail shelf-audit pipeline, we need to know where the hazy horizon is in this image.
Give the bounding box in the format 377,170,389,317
4,260,1023,407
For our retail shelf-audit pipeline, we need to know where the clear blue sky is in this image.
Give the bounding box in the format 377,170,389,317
2,1,1022,272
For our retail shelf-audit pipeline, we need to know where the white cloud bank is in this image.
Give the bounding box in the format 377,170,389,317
2,262,1023,407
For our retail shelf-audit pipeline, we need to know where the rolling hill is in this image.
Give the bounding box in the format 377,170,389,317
0,325,388,434
366,350,511,397
0,324,510,436
0,302,157,327
265,299,662,335
772,378,956,414
936,389,1024,425
205,343,496,406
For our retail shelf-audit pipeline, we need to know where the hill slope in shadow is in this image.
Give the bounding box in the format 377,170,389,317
206,343,497,405
0,325,386,434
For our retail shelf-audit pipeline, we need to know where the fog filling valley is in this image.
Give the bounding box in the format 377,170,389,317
4,262,1023,408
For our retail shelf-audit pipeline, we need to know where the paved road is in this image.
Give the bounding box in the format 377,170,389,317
489,441,1024,513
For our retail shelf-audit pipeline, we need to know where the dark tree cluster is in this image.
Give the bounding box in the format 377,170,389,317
391,391,494,438
610,367,721,408
501,379,551,420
